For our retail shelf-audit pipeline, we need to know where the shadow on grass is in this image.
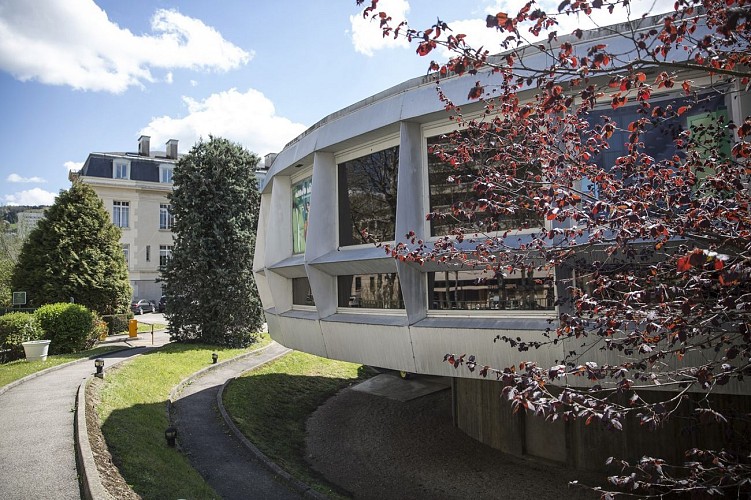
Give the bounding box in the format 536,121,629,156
223,371,373,499
100,399,217,499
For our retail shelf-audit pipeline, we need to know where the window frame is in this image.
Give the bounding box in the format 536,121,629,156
335,135,401,249
159,203,174,230
421,120,546,241
159,164,174,183
122,244,130,269
113,200,130,228
113,160,130,180
159,245,173,266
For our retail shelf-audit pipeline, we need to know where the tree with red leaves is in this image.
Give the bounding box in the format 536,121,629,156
358,0,751,497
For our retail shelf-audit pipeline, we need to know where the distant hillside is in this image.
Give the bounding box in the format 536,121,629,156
0,205,49,224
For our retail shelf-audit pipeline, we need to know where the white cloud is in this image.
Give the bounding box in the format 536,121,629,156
3,188,56,206
0,0,252,93
350,0,411,56
353,0,675,59
139,88,308,157
64,161,84,172
165,72,174,84
7,173,46,183
190,80,198,87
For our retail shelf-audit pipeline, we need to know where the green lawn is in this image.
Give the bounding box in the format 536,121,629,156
96,335,270,499
0,345,124,388
222,351,372,498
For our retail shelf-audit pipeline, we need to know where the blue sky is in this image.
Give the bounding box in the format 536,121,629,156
0,0,663,206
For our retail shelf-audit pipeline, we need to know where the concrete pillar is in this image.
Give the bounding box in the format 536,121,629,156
306,151,338,318
396,121,428,324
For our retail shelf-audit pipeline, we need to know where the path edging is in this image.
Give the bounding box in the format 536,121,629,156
0,345,134,398
75,377,114,500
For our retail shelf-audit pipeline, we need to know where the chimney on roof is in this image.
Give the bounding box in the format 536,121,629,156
263,153,277,169
166,139,178,159
138,135,150,156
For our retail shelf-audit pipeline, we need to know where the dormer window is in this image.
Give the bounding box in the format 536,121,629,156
160,164,174,183
113,161,130,179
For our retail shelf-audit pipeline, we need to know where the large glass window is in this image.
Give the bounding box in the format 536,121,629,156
338,273,404,309
428,269,554,311
292,177,312,254
585,93,730,194
338,146,399,246
292,277,315,306
427,134,540,237
159,204,174,230
113,201,129,228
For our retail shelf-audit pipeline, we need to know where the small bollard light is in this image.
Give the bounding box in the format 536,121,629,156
94,358,105,378
212,352,218,364
165,427,177,447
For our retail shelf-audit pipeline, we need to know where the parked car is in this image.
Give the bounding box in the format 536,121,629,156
131,299,156,315
157,295,167,313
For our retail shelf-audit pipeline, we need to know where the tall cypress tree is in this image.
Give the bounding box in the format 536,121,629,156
162,136,264,347
12,182,131,314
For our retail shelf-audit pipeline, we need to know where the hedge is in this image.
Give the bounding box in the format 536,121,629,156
0,312,43,362
34,303,100,354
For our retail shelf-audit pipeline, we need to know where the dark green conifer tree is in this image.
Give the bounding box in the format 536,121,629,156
162,136,264,346
12,182,131,313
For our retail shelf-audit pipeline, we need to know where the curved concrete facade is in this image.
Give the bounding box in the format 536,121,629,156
254,15,751,469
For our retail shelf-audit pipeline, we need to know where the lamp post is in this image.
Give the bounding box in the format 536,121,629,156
212,352,218,364
94,358,105,378
165,427,177,447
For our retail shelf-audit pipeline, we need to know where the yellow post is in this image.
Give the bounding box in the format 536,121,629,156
128,319,138,338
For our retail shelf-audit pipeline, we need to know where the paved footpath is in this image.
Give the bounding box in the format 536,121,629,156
0,344,156,500
173,341,305,500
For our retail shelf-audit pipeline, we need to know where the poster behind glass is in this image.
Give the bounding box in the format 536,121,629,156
292,177,312,254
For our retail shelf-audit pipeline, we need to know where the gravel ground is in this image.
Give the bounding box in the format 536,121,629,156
86,376,141,500
306,387,601,500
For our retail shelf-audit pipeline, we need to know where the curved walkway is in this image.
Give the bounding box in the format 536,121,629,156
0,341,160,500
171,342,305,499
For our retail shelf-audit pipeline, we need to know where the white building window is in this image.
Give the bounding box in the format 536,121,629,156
160,164,174,183
159,245,173,266
113,161,130,179
159,204,174,230
113,201,129,228
122,244,130,268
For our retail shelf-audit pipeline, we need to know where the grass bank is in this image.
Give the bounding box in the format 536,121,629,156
0,345,124,388
96,335,270,499
223,351,372,498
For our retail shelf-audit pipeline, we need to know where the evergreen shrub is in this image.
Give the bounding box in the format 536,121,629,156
0,312,43,361
34,303,98,354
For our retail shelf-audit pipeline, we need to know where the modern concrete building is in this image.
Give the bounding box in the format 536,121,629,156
254,15,750,470
72,136,179,302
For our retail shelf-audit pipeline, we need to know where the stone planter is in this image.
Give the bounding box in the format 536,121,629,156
22,339,51,362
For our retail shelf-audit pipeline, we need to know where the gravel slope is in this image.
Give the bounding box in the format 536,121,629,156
306,387,601,500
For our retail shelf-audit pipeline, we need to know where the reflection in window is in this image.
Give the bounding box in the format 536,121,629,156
428,269,554,311
292,277,315,306
427,134,540,237
338,146,399,246
338,273,404,309
292,177,312,254
585,93,730,194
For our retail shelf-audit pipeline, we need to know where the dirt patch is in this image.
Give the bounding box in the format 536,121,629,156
306,387,601,500
85,376,141,500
